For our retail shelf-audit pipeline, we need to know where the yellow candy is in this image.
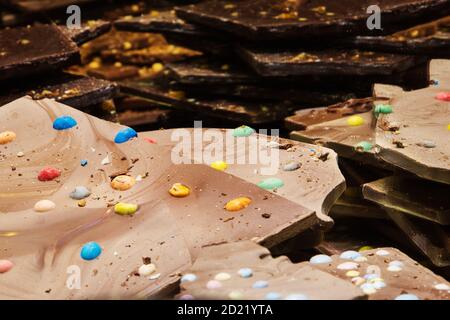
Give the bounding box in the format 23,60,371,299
210,161,228,171
225,197,252,212
347,115,364,126
358,246,373,252
114,202,138,216
111,175,136,191
345,270,360,277
447,124,450,130
169,183,190,197
0,131,16,145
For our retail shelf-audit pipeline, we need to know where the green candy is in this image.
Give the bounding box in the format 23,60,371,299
257,178,284,190
354,141,373,152
374,104,393,115
232,125,255,137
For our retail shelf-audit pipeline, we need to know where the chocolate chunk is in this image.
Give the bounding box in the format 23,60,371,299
178,241,366,300
0,25,80,82
176,0,450,41
59,20,112,46
363,176,450,225
374,59,450,184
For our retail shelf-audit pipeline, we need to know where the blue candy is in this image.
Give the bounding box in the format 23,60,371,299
114,127,138,144
237,268,253,278
252,280,268,289
80,242,102,261
53,116,77,130
395,294,420,300
70,186,91,200
339,250,362,260
180,273,197,283
265,292,281,300
309,254,332,264
80,159,88,167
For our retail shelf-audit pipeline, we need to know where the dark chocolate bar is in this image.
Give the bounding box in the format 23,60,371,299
0,25,80,82
59,20,112,46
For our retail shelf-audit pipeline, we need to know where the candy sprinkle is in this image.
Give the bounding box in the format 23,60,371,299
237,268,253,278
69,186,91,200
168,183,191,197
309,254,332,265
214,272,231,281
374,104,393,115
180,274,197,283
347,115,364,127
37,167,61,181
358,246,373,252
114,127,137,144
210,161,228,171
111,175,136,191
0,131,16,145
33,200,56,212
114,202,138,216
435,92,450,101
339,250,361,260
252,280,269,289
206,280,222,289
228,291,244,300
0,260,14,273
80,242,102,261
232,125,255,137
257,178,284,190
225,197,252,212
354,141,373,152
53,116,77,130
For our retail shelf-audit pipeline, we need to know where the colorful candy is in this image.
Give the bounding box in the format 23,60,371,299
395,294,419,300
232,125,255,137
282,161,301,171
138,263,156,276
33,200,56,212
252,280,268,289
168,183,191,197
435,92,450,101
0,260,14,273
347,115,364,126
265,292,281,300
181,274,197,283
214,272,231,281
69,186,91,200
111,175,136,191
257,178,284,190
0,131,16,145
114,202,138,216
339,250,361,260
309,254,332,264
374,104,393,115
53,116,77,130
225,197,252,212
228,291,244,300
210,161,228,171
80,242,102,260
37,167,61,181
354,141,373,152
237,268,253,278
206,280,222,289
114,127,137,144
337,262,359,270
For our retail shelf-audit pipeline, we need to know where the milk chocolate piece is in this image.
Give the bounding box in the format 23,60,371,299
141,128,346,224
313,246,450,299
374,59,450,184
59,20,112,46
238,46,424,76
384,210,450,267
354,16,450,56
0,97,327,298
330,188,388,220
0,25,80,81
0,74,118,109
178,241,366,300
120,78,297,124
176,0,450,41
363,176,450,225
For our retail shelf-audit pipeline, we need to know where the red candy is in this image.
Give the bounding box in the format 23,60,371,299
38,167,61,181
435,92,450,102
144,137,157,144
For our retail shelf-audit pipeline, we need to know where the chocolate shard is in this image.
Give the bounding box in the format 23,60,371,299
374,59,450,185
238,46,425,77
0,25,80,82
177,241,367,300
383,209,450,267
0,97,327,298
354,16,450,56
0,74,118,110
312,246,450,299
59,20,112,46
176,0,450,41
141,128,346,225
119,78,297,124
363,176,450,225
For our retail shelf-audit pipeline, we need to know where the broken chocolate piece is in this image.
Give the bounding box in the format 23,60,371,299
0,25,80,82
59,20,112,46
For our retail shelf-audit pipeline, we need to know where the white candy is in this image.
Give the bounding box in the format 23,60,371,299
138,263,156,276
33,200,56,212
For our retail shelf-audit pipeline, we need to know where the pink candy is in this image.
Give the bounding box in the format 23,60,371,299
435,92,450,102
0,260,13,273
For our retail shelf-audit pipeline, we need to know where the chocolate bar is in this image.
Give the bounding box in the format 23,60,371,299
354,16,450,57
176,0,450,41
59,20,112,46
177,241,366,300
0,25,80,81
238,46,425,76
374,59,450,184
363,176,450,225
0,97,339,298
